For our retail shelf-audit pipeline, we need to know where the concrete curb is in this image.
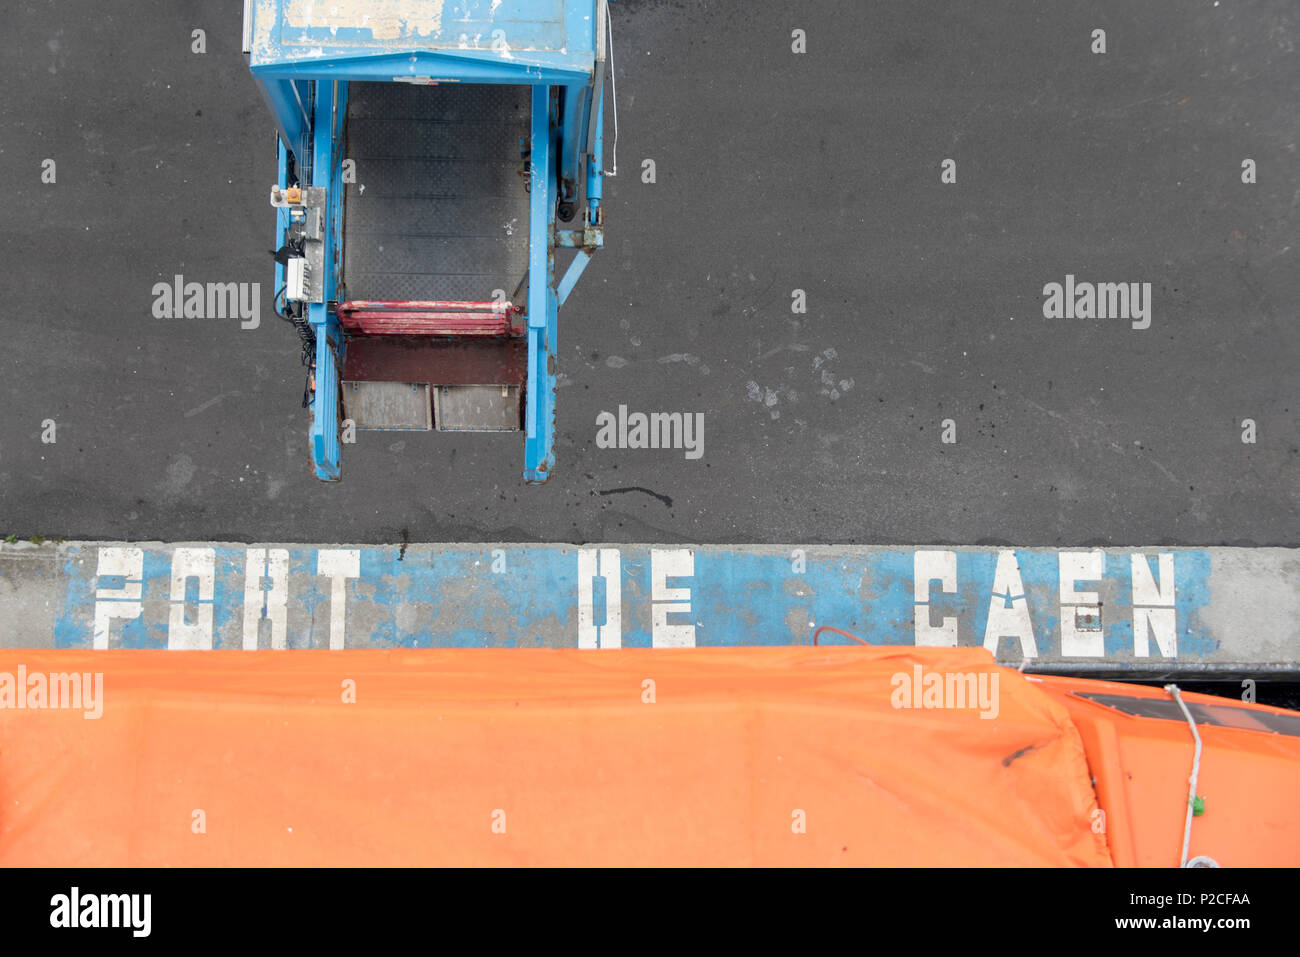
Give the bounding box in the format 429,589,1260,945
0,542,1295,674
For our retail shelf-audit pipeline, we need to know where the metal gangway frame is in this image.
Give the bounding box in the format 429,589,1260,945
243,0,612,483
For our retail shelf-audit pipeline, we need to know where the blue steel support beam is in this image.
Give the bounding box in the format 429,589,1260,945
253,57,590,87
524,85,558,483
557,80,603,306
274,140,289,294
557,250,592,306
308,80,347,482
253,77,312,169
587,84,605,224
558,83,588,210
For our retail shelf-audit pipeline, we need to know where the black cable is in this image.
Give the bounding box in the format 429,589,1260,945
272,283,317,408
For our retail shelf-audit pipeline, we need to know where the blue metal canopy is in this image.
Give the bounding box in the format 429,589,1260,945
246,0,597,83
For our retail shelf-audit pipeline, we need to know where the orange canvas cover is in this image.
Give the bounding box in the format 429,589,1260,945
1035,674,1300,867
0,647,1111,866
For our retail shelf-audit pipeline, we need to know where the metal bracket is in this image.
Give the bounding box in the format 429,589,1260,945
555,226,603,249
271,185,328,303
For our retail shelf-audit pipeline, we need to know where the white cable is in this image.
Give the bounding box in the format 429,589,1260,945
604,0,618,177
1164,684,1203,868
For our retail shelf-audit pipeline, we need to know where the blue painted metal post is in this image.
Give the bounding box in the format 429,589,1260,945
524,85,558,483
308,80,346,481
274,141,289,297
558,83,586,209
587,84,604,225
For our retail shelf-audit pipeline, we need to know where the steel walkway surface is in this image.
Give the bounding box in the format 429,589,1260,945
341,82,532,303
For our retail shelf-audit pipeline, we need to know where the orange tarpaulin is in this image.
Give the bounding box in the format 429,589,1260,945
0,647,1112,866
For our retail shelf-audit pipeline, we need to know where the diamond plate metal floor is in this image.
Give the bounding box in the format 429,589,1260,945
342,82,531,303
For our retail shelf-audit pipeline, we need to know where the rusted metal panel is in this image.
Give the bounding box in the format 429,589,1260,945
342,337,527,386
434,384,522,431
342,381,433,431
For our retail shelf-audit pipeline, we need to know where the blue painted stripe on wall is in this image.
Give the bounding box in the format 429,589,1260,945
32,544,1230,665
